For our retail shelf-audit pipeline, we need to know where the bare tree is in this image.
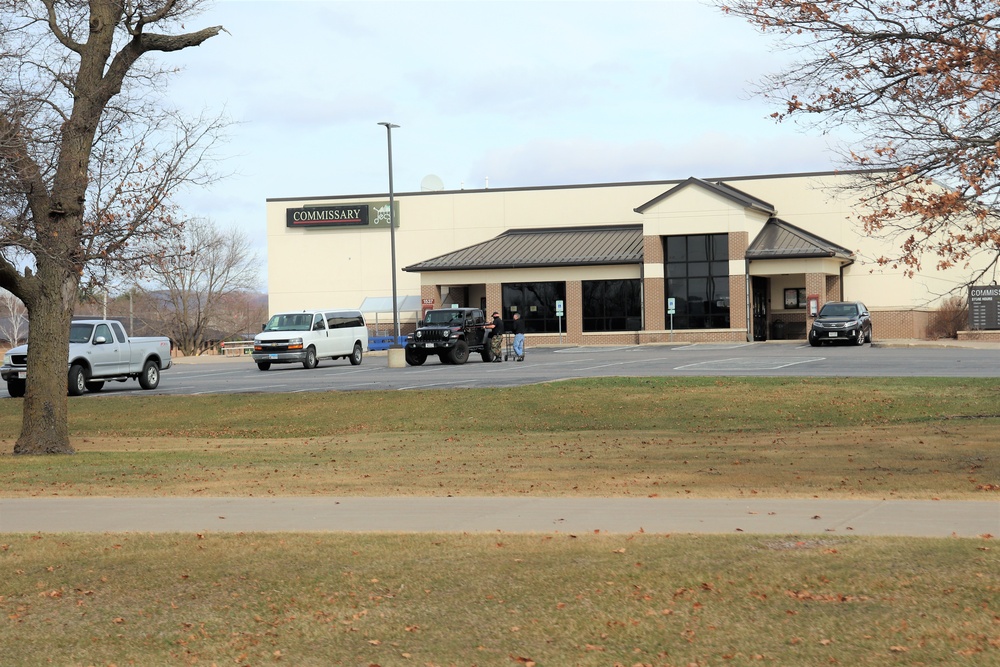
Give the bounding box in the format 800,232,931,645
720,0,1000,282
0,2,226,454
212,289,268,346
0,288,26,346
138,218,260,356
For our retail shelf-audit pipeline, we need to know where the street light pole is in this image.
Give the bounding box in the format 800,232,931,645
378,121,401,345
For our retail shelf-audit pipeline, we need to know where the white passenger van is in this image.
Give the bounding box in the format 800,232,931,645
252,309,368,371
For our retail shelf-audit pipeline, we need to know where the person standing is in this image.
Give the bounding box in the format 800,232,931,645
512,311,526,361
487,311,504,362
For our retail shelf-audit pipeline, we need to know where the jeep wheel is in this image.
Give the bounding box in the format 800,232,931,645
449,340,470,365
350,342,363,366
6,379,25,398
481,345,493,363
303,346,318,369
405,349,427,366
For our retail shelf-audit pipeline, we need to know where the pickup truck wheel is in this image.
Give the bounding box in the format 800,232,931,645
256,361,271,371
138,360,160,390
6,379,25,398
85,381,105,393
350,342,363,366
68,364,87,396
449,340,470,365
405,349,426,366
303,346,318,369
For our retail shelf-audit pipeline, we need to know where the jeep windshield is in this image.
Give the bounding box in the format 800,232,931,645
423,311,465,326
263,314,313,332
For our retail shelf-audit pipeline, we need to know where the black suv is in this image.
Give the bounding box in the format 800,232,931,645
405,308,494,365
809,301,872,346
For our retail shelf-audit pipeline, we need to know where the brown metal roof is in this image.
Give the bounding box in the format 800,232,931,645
745,218,854,260
403,224,643,272
634,177,777,215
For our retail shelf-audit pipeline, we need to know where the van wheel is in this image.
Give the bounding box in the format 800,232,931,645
256,361,271,371
68,364,88,396
85,381,105,393
138,360,160,390
405,349,426,366
303,346,318,369
6,379,25,398
449,340,470,365
350,342,363,366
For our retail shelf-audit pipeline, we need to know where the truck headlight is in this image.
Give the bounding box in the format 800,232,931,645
2,353,9,366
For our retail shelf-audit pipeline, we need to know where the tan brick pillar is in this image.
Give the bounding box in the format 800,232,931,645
566,280,582,344
643,235,665,331
420,285,441,308
485,283,502,314
806,273,826,312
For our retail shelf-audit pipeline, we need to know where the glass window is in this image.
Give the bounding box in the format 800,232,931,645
502,282,566,334
582,280,642,332
661,234,730,329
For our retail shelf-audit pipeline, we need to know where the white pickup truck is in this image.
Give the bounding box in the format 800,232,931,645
1,319,172,397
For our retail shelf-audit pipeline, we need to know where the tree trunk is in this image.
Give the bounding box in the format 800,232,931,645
13,260,77,455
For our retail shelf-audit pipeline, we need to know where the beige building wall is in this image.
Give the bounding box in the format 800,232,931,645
266,172,994,341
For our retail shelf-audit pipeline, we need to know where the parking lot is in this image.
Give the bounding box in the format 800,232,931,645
84,340,1000,397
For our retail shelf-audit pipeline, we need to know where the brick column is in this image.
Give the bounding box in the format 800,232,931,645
485,283,502,314
643,235,665,331
566,280,582,344
806,273,826,311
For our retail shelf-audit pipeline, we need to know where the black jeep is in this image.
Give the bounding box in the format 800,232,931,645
405,308,494,365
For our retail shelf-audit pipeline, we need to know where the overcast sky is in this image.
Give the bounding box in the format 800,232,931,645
165,0,851,287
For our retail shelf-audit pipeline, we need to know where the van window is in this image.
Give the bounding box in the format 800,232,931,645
312,313,327,331
325,312,364,329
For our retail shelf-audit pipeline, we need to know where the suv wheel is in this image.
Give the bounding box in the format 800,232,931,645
405,349,427,366
448,340,470,365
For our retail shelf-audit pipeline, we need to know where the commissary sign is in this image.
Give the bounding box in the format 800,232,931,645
285,202,398,228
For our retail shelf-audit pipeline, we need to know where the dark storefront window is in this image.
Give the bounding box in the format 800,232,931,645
502,282,566,333
582,279,642,332
663,234,730,329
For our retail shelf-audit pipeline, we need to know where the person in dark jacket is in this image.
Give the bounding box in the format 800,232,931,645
487,311,504,361
512,312,526,361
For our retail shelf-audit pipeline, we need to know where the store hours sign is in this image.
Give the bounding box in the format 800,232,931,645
968,285,1000,330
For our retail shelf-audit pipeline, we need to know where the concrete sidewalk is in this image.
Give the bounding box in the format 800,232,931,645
2,497,996,537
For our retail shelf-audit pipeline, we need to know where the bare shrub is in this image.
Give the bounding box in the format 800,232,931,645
925,296,968,339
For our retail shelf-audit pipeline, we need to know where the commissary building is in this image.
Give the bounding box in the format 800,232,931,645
264,170,999,345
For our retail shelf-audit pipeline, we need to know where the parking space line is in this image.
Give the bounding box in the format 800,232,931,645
674,357,826,371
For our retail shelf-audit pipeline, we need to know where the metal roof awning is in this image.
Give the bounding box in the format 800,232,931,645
746,218,854,260
403,224,644,272
358,295,423,313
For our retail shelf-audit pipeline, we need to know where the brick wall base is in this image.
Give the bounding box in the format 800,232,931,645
957,330,1000,342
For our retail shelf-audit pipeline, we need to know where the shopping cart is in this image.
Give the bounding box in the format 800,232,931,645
502,331,516,361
